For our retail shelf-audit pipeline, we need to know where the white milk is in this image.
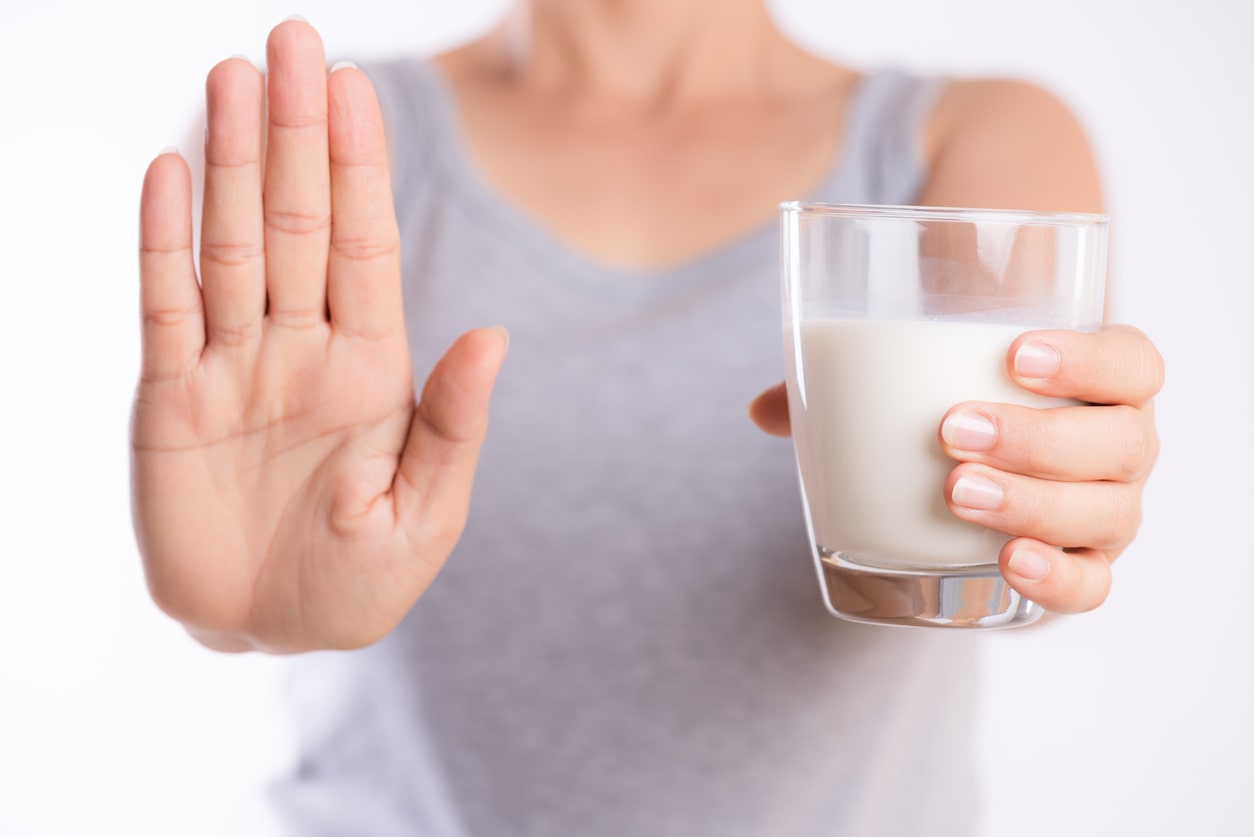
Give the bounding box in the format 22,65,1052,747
786,319,1071,570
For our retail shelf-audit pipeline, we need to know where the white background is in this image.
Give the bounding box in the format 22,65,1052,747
2,1,1251,834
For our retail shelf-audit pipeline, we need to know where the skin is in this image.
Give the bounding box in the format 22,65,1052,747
133,1,1163,653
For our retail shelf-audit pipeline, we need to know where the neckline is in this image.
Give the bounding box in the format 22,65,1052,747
404,59,872,289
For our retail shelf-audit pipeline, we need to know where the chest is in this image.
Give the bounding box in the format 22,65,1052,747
394,174,814,622
449,88,846,270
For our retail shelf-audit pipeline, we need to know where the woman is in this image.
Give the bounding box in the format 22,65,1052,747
133,3,1163,834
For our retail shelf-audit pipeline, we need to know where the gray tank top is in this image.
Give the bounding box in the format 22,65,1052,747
270,59,981,837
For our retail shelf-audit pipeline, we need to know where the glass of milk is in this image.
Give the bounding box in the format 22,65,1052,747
780,202,1108,629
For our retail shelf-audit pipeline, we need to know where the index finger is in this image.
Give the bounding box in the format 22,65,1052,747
1008,324,1164,407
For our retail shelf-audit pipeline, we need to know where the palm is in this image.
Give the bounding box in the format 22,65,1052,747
133,21,506,652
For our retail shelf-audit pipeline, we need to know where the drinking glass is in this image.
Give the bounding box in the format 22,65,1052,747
780,202,1108,629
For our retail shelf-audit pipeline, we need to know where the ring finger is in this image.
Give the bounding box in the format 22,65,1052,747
945,463,1143,553
201,57,265,348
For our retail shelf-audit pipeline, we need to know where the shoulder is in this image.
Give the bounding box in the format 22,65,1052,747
919,78,1104,213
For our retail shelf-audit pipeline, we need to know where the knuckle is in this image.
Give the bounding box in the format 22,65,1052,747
265,208,332,238
139,356,199,385
268,112,329,131
1078,563,1113,612
416,398,479,446
140,242,192,257
206,155,261,172
143,304,202,329
201,239,264,269
330,235,400,264
1142,341,1167,397
1055,552,1112,614
1114,406,1156,480
268,307,327,331
1099,489,1142,549
1110,325,1165,402
210,319,263,346
1140,414,1162,472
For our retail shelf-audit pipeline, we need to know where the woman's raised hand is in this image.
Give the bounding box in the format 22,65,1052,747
132,20,507,653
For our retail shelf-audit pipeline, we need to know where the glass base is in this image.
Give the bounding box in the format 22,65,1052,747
817,550,1043,630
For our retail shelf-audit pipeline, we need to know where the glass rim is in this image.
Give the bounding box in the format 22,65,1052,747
780,201,1108,228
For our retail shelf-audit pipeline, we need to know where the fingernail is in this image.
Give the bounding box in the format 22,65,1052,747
1008,546,1051,581
158,146,180,157
941,411,996,452
952,474,1003,511
1015,342,1061,379
329,60,358,74
490,326,510,352
283,14,309,23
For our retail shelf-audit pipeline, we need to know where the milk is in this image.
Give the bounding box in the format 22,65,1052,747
786,319,1071,570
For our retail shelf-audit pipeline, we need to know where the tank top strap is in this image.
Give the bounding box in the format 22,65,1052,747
822,69,948,206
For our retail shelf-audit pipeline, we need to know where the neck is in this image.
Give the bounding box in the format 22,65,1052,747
478,0,803,105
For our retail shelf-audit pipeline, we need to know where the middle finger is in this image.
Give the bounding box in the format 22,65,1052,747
263,19,332,328
940,401,1157,483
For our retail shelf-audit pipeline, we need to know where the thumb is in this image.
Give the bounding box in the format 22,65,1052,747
394,326,509,550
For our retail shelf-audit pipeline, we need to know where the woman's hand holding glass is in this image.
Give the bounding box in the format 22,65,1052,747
750,323,1164,615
